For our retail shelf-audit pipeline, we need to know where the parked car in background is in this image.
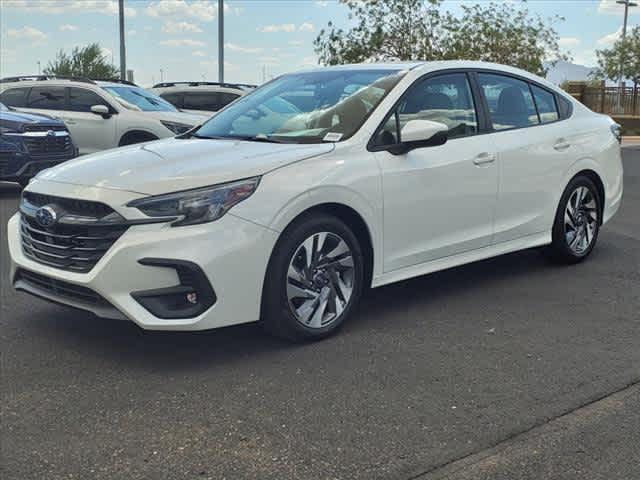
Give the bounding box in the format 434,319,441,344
8,61,623,342
0,102,77,187
0,76,207,155
151,81,255,116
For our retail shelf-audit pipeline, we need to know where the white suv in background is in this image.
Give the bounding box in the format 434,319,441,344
151,81,255,116
0,76,207,155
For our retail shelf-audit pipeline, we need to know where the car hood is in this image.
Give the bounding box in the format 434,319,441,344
36,137,334,195
132,110,208,126
0,110,61,129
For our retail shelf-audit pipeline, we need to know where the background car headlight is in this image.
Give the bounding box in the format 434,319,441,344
160,120,193,135
128,177,261,226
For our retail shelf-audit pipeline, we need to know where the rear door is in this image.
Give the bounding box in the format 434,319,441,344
20,85,67,121
66,87,118,154
476,72,577,243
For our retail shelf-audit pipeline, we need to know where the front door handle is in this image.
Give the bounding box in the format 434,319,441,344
473,152,496,166
554,139,571,151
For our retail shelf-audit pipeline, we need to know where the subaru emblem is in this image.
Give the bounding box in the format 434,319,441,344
35,205,57,228
46,130,56,137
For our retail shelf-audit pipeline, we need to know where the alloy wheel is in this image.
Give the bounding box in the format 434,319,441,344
564,186,599,255
286,232,355,329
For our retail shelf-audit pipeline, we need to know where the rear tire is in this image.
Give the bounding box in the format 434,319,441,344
262,214,364,342
547,176,601,264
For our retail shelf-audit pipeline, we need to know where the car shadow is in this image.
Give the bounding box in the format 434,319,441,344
22,242,592,372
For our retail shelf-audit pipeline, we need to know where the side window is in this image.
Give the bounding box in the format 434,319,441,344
374,73,477,145
478,73,539,130
26,86,66,110
160,92,183,109
68,87,110,112
0,87,29,107
184,92,219,111
219,92,240,109
531,85,559,124
557,95,573,119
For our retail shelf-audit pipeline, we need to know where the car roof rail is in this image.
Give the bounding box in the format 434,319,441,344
92,78,139,87
0,75,96,84
151,81,257,89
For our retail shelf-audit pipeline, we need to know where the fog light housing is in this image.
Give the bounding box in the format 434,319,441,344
131,258,216,319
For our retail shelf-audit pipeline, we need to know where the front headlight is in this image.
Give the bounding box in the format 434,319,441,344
128,177,261,226
161,120,193,135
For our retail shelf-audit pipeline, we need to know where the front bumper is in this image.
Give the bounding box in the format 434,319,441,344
8,206,279,331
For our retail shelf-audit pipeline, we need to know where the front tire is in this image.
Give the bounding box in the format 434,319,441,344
547,176,601,264
262,214,364,342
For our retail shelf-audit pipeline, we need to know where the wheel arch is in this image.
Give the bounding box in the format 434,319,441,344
118,129,159,146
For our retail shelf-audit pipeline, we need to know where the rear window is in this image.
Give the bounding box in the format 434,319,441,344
27,86,66,110
0,87,29,108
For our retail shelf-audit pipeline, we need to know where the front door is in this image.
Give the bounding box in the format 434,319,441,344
372,72,498,273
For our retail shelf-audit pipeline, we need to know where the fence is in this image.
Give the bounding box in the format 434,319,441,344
565,81,639,116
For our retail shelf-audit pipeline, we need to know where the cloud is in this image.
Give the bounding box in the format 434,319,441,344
146,1,240,22
59,24,78,32
144,26,153,32
301,56,317,67
7,26,47,44
4,0,136,17
558,37,580,49
289,40,304,47
160,38,207,47
192,50,207,57
257,23,296,33
162,20,203,34
128,30,137,36
315,1,329,6
225,42,263,54
598,0,640,15
299,22,315,32
259,56,281,66
597,27,623,47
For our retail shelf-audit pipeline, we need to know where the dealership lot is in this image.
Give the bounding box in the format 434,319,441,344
1,147,638,479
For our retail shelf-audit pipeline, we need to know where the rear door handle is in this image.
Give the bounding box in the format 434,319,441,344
554,139,571,151
473,152,496,166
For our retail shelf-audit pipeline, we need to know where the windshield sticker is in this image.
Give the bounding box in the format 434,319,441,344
323,132,343,142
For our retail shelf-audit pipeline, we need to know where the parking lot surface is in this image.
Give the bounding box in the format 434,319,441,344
1,148,639,480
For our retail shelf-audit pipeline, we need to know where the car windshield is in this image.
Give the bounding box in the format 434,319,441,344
193,69,407,143
102,86,178,112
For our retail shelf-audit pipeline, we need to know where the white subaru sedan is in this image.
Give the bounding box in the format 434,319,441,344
7,61,624,341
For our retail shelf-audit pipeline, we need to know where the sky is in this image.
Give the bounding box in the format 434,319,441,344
0,0,639,87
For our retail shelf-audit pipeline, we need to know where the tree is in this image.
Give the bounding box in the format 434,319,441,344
44,43,119,79
314,0,451,65
593,26,640,89
442,2,569,76
314,0,569,77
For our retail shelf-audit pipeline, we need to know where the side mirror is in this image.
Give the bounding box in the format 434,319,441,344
90,104,111,118
388,119,448,155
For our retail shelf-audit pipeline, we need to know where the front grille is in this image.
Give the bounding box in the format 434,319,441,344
0,152,12,174
23,124,67,133
20,194,128,273
15,269,108,307
20,216,128,273
24,134,73,159
23,192,114,217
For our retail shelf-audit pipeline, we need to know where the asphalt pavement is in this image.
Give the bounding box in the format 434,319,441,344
1,148,639,480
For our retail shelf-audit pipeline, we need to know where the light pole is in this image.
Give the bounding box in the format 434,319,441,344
118,0,126,81
218,0,224,83
616,1,638,85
